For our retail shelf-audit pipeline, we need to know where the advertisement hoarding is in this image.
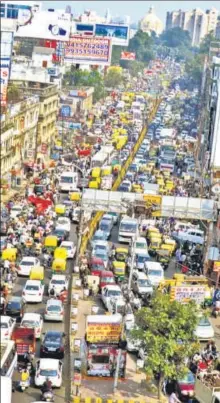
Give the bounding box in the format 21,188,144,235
95,23,129,46
0,65,10,107
60,105,71,117
1,32,14,58
86,322,122,343
121,51,136,60
15,11,71,41
64,36,112,66
171,286,206,304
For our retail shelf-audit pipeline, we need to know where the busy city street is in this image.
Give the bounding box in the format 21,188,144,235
1,2,220,403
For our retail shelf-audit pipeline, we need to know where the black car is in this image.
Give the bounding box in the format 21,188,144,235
52,228,68,244
5,296,26,322
40,331,65,359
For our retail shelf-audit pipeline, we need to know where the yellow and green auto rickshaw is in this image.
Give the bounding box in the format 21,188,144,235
112,261,126,281
2,248,17,262
29,266,44,282
52,258,67,275
44,235,58,252
155,249,171,270
55,204,66,216
148,236,162,255
115,247,129,263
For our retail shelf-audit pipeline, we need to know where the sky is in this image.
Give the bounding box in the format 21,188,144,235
42,1,220,25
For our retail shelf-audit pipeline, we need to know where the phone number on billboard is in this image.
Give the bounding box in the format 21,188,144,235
65,37,110,60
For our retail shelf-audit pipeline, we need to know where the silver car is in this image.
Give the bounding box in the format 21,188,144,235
44,299,64,322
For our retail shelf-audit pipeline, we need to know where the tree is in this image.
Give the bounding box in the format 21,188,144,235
131,292,199,400
128,30,154,63
62,70,106,102
199,32,216,54
127,60,145,77
111,45,125,66
104,66,123,88
160,27,191,48
185,54,204,84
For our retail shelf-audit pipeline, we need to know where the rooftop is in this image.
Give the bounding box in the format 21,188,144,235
9,80,59,99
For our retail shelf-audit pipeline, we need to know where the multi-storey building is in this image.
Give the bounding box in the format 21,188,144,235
0,94,40,184
166,8,219,46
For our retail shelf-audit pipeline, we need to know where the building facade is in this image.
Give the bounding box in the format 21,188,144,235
166,8,219,46
0,94,40,184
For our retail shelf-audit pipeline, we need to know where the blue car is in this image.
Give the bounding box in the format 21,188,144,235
90,230,108,248
99,221,112,239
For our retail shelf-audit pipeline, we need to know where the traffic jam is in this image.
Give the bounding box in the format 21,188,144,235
0,57,220,403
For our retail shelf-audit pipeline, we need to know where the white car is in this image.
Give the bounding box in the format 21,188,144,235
71,207,80,223
101,285,125,311
0,316,16,340
194,316,215,341
44,299,64,322
60,241,76,259
17,256,41,276
22,280,44,303
35,358,63,388
48,275,69,296
10,205,23,218
21,313,43,339
56,217,71,233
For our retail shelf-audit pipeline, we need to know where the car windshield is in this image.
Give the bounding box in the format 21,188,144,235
25,285,39,291
64,245,72,250
109,290,121,297
198,317,210,326
94,245,106,251
120,223,137,232
51,280,65,285
61,176,73,183
100,223,110,231
95,252,108,260
21,261,34,266
148,270,162,276
0,323,8,329
40,369,57,377
138,279,150,286
92,264,104,271
12,207,21,211
136,242,146,249
58,220,68,225
47,305,61,312
7,301,20,309
137,255,149,263
22,320,39,327
45,336,61,345
102,277,114,283
55,230,65,235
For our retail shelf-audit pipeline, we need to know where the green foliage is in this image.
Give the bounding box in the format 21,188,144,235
128,30,155,63
126,60,145,77
111,45,125,66
199,32,216,54
104,67,123,88
185,54,204,84
62,70,106,102
160,27,191,48
131,292,199,399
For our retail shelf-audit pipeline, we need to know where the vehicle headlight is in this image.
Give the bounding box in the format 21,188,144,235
181,390,187,395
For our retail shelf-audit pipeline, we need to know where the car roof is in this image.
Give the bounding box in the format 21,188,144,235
0,315,12,322
134,271,148,279
38,358,60,369
8,296,22,302
21,256,37,261
45,330,63,336
104,285,121,290
61,241,73,246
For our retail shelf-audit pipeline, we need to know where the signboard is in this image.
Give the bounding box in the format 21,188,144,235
60,105,71,117
64,36,112,66
86,322,122,343
69,122,81,130
171,286,206,304
0,66,10,107
95,23,129,46
1,32,14,58
121,51,136,60
143,194,162,210
73,372,82,386
15,10,71,41
47,68,57,75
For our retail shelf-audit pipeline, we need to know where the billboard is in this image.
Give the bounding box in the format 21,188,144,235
0,66,10,107
60,105,71,117
121,51,136,60
64,36,112,66
170,286,206,304
95,23,129,46
15,11,71,41
0,31,14,58
86,321,122,343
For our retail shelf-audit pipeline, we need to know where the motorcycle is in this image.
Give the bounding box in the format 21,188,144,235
212,306,220,318
41,389,54,402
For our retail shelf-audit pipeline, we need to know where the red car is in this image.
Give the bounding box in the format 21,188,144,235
100,271,115,289
177,371,195,400
89,257,106,276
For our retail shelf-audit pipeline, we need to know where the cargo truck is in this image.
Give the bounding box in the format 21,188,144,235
194,376,220,403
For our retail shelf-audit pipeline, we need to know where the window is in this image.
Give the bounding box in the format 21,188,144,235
92,355,109,364
0,4,5,17
0,345,17,376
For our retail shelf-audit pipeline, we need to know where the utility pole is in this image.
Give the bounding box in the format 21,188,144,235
113,348,122,393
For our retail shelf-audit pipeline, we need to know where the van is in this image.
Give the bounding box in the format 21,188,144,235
131,271,153,296
145,261,164,287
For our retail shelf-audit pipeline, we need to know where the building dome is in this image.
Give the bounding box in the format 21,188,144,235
139,6,163,35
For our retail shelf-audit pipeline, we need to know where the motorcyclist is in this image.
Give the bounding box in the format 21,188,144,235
21,368,30,384
41,377,52,394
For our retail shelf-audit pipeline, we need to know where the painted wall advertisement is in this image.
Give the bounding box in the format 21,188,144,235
95,23,129,46
121,51,136,60
86,322,122,343
15,10,71,41
64,36,112,66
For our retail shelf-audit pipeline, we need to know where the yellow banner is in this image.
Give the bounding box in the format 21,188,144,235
143,194,162,207
87,323,122,343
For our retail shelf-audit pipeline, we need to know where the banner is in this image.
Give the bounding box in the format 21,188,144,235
0,66,9,107
170,286,206,304
121,51,136,61
64,36,112,66
86,322,122,343
15,10,71,41
95,23,129,46
60,105,71,117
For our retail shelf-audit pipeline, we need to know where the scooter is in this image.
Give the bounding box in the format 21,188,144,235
41,389,54,402
212,305,220,318
19,378,30,392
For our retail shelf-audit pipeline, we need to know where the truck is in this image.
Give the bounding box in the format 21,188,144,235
194,376,220,403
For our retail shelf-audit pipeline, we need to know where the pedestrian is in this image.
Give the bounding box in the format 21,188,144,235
168,391,181,403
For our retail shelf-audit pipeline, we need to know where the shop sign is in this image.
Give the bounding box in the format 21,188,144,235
171,286,206,304
60,105,71,117
86,322,122,343
121,51,136,60
73,372,81,386
143,194,162,208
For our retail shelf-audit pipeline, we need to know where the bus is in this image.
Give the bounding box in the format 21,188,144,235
118,216,138,243
59,171,78,192
0,341,17,378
